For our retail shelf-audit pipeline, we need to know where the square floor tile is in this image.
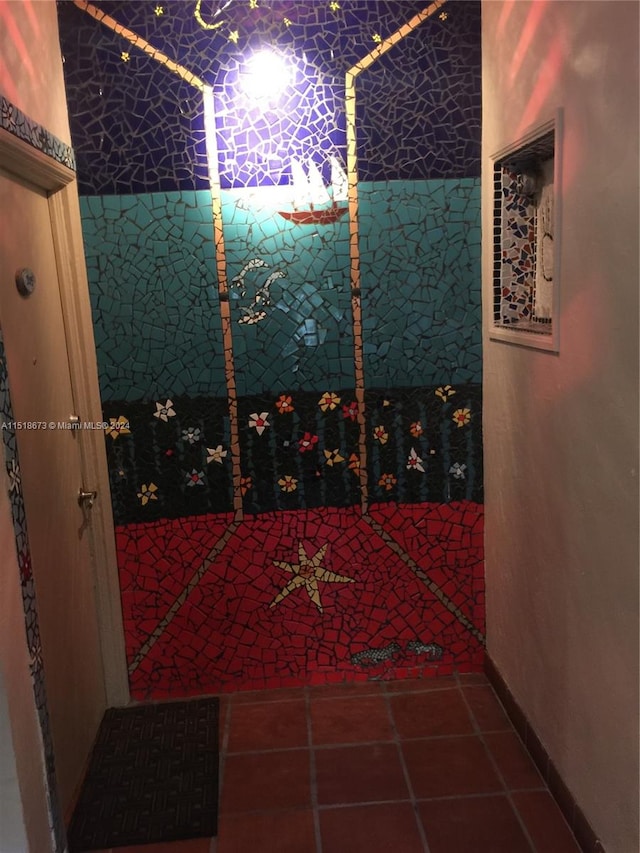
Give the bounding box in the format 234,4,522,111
512,790,582,852
457,673,489,686
217,809,316,853
230,688,306,705
403,736,503,798
315,743,409,805
310,681,385,699
419,795,531,853
226,699,308,752
390,688,474,738
220,750,311,813
461,685,511,731
484,730,545,790
320,802,424,853
310,695,394,745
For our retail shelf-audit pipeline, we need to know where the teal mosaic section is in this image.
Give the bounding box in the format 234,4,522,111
360,178,481,387
80,192,227,402
221,187,353,396
81,179,480,403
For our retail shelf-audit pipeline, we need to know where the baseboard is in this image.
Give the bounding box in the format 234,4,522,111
484,655,605,853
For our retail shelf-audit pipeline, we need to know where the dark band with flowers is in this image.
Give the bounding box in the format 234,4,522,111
103,383,482,524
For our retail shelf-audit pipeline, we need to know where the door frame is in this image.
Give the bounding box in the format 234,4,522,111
0,125,129,708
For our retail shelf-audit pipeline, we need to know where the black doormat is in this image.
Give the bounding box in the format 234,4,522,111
66,698,219,852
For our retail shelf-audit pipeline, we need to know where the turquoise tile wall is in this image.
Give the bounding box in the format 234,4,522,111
221,186,353,396
80,191,227,402
360,179,481,387
81,178,480,402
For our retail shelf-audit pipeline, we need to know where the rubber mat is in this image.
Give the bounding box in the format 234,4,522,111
66,698,219,851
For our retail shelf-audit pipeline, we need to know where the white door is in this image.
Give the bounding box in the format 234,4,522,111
0,166,106,812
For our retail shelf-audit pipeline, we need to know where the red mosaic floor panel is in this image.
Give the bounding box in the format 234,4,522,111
116,503,484,699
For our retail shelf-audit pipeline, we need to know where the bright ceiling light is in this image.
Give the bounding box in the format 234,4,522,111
241,50,292,100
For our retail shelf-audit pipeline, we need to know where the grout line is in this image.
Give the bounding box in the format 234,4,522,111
457,683,538,853
211,788,553,820
316,797,414,811
305,688,324,853
383,691,432,853
222,730,517,757
226,683,463,706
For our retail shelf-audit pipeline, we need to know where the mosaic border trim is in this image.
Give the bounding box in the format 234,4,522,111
0,332,66,853
0,94,75,171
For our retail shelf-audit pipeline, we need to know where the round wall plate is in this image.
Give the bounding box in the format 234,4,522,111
15,268,36,297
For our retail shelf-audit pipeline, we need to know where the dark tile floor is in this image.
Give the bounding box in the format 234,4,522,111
89,674,582,853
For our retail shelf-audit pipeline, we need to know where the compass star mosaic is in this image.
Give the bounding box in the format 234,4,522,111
270,542,354,612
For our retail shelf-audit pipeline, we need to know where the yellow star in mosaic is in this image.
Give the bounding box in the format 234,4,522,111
270,543,354,613
439,11,448,20
249,0,259,8
283,17,292,27
228,29,240,43
372,33,382,43
121,51,130,62
154,5,164,16
329,1,341,11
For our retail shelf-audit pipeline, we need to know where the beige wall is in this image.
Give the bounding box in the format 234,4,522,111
482,2,639,851
0,2,78,850
0,0,71,144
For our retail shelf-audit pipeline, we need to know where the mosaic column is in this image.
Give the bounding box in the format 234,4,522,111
203,85,243,520
345,0,447,513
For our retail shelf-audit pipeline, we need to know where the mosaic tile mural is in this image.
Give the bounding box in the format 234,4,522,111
58,0,484,696
496,168,537,324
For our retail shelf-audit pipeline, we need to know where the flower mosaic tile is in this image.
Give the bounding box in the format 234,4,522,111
57,0,485,695
103,383,481,523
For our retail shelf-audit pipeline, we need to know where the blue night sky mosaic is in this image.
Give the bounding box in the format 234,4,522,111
58,0,481,193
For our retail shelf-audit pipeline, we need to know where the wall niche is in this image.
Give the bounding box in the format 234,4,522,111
491,112,562,352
